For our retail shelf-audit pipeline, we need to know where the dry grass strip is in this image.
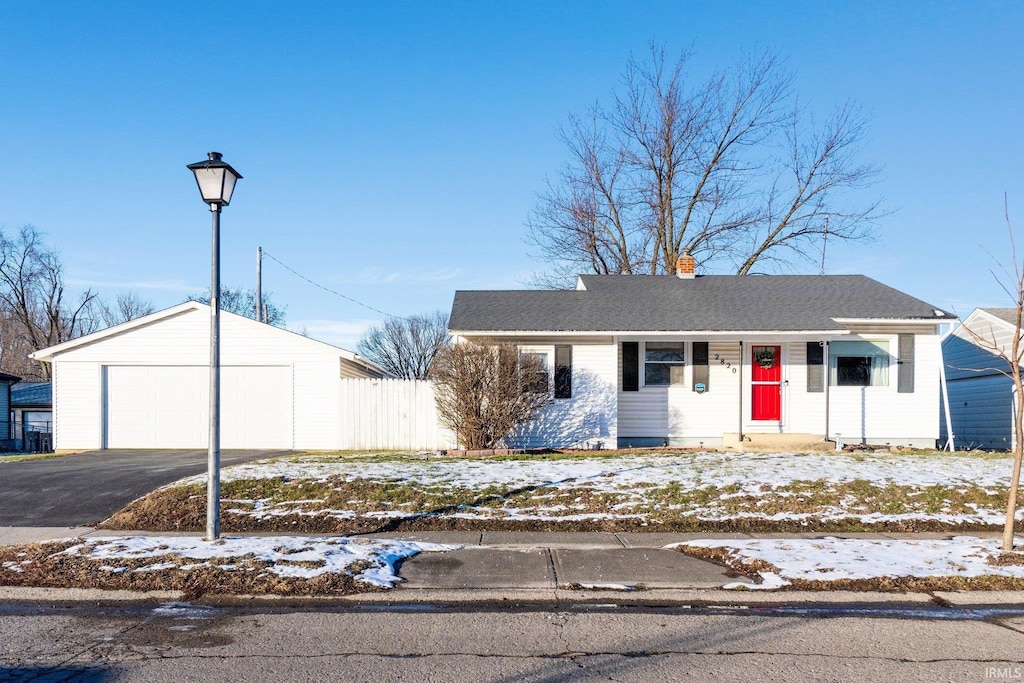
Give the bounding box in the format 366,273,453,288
0,541,381,599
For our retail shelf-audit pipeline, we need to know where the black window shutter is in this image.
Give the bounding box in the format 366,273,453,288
622,342,639,392
692,341,709,392
554,345,572,399
898,334,914,393
807,342,824,392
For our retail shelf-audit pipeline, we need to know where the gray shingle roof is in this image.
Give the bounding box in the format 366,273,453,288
450,275,955,333
12,382,51,407
981,308,1020,326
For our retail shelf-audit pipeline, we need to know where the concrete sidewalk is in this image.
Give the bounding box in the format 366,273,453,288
0,527,1011,600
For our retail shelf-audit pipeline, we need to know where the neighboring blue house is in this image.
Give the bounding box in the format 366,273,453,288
11,381,52,452
941,308,1018,450
0,372,22,449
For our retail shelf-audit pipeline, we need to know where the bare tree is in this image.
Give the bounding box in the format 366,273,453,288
527,46,881,285
98,291,156,327
431,344,552,450
0,307,39,378
357,311,451,379
187,286,286,326
0,225,99,379
956,199,1024,551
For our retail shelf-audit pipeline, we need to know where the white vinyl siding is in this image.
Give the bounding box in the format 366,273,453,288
618,341,669,440
667,342,741,443
786,341,827,434
829,331,942,447
53,362,103,451
507,343,617,449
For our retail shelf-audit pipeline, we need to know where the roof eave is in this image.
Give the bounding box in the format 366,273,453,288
30,302,205,362
831,317,957,325
452,329,854,337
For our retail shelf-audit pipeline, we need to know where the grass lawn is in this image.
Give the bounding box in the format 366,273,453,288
101,449,1020,534
0,451,81,463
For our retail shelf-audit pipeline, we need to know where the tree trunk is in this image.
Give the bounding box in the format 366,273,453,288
1004,373,1024,551
1004,444,1023,551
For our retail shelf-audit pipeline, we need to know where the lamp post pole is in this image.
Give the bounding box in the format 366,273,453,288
187,151,242,542
208,202,222,541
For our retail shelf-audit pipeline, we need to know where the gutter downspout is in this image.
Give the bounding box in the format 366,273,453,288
824,340,830,447
738,341,744,444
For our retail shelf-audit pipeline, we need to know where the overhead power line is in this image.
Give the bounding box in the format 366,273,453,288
261,249,407,321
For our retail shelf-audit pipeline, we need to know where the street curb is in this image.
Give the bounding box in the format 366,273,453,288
0,585,963,605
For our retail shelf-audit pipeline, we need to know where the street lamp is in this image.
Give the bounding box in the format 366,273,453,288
187,152,242,541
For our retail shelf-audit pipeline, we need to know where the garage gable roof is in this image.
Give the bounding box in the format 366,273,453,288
29,301,386,374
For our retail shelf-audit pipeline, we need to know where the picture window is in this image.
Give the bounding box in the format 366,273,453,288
829,340,889,387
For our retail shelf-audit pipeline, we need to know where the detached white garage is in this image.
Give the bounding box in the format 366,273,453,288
31,302,386,451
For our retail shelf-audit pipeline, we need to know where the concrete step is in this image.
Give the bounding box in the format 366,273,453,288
722,432,835,452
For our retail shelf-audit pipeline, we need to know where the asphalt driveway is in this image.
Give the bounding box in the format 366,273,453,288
0,449,291,527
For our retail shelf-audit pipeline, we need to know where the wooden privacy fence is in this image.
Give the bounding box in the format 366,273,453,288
338,378,456,450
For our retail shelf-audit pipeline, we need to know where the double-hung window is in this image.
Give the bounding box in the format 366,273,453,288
520,352,550,394
828,340,890,387
520,346,573,399
644,342,685,386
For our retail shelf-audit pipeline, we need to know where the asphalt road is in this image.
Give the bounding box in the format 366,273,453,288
2,600,1023,681
0,449,291,527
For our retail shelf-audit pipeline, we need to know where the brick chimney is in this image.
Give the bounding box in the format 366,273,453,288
676,251,696,279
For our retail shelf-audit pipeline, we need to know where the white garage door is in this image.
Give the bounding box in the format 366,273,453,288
104,365,293,449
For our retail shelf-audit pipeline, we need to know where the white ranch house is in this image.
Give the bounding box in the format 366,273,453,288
450,264,956,450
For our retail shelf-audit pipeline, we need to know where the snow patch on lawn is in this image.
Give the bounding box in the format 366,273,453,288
672,536,1024,590
180,451,1011,491
58,536,458,588
165,451,1018,526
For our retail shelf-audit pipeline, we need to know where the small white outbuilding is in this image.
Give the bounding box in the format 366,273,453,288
31,302,387,451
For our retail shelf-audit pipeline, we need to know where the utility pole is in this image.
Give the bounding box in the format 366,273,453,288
820,217,829,276
256,246,264,323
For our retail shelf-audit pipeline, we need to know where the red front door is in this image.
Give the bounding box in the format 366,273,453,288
751,345,781,421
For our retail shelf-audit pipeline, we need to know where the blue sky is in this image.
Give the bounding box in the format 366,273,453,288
1,1,1022,348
